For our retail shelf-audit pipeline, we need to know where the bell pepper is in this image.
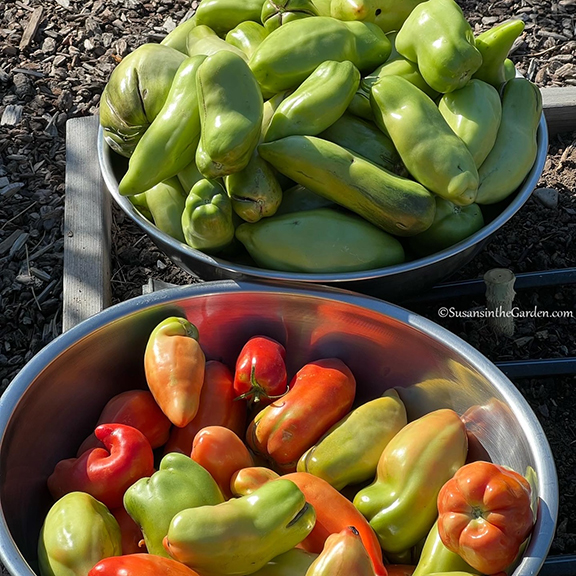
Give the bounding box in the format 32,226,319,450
178,160,205,195
181,179,236,252
187,25,248,61
145,177,188,243
395,0,482,93
196,51,263,179
281,472,387,576
353,409,468,555
191,426,255,498
164,479,316,576
313,0,332,15
476,78,542,205
195,0,266,36
473,20,525,88
111,506,145,555
298,389,407,490
124,452,224,557
161,15,198,54
437,461,534,574
99,44,186,158
89,554,201,576
406,197,484,258
275,185,335,216
247,358,356,470
371,75,478,206
76,390,171,456
226,21,269,59
144,316,206,428
262,0,319,32
252,549,318,576
230,466,280,497
48,423,154,510
164,360,247,455
38,492,121,576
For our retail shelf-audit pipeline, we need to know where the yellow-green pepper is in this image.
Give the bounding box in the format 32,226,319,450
129,192,153,221
195,0,266,36
161,16,198,54
38,492,121,576
252,549,318,576
177,160,205,195
187,25,248,60
395,0,482,93
225,21,268,59
164,479,316,576
347,86,374,122
145,178,187,243
275,184,335,215
262,0,319,32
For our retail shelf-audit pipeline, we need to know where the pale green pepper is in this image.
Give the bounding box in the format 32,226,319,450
275,185,335,215
145,178,187,243
347,86,374,122
195,0,266,35
262,0,319,32
129,192,153,221
225,21,268,59
177,160,205,195
187,25,248,60
161,16,198,54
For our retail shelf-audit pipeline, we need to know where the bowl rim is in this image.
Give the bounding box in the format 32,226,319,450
0,279,558,576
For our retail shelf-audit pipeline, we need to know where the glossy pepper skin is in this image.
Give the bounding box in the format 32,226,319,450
165,360,247,455
48,424,155,510
371,75,478,206
181,179,235,252
89,554,201,576
178,160,205,195
353,409,468,555
187,25,248,61
110,507,145,555
249,18,391,95
76,390,171,456
298,389,407,490
124,452,224,556
226,21,268,59
262,0,319,32
406,197,484,257
144,317,206,427
281,473,387,576
39,492,121,576
258,136,435,236
164,479,316,576
395,0,482,93
230,466,280,497
476,78,542,205
347,86,375,122
118,55,206,197
145,177,187,243
275,185,334,216
437,461,534,574
252,549,318,576
196,51,263,179
161,15,198,53
265,61,360,142
195,0,266,35
99,44,186,158
247,358,356,470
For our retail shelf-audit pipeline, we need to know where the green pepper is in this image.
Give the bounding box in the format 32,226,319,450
196,51,263,178
145,178,187,243
473,20,525,88
99,44,186,158
164,479,316,576
181,179,235,252
129,193,153,221
195,0,266,36
406,197,484,257
187,25,248,60
275,184,335,215
118,55,206,197
123,452,224,557
38,492,121,576
265,60,360,142
438,79,502,168
249,17,390,95
504,58,517,81
252,549,318,576
177,160,205,195
476,78,542,205
347,86,374,122
161,16,198,54
312,0,332,15
371,75,478,205
235,207,405,273
225,21,269,59
395,0,482,93
262,0,319,32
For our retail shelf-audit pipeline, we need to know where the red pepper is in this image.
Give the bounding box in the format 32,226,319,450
111,506,146,555
89,554,201,576
164,361,247,455
77,390,172,455
47,423,154,509
233,336,288,404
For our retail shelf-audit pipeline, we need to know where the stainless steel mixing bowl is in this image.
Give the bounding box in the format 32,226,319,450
98,114,548,301
0,281,557,575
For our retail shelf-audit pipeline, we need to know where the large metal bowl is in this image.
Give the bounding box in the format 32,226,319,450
0,281,557,575
98,112,548,301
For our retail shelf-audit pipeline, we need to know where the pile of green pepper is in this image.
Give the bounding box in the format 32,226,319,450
100,0,542,274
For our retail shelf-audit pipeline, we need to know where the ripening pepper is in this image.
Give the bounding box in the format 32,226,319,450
187,25,248,61
145,177,188,243
38,492,121,576
161,15,198,54
395,0,482,93
230,467,281,497
99,44,186,157
118,55,206,197
476,78,542,205
144,316,206,428
124,452,224,557
274,185,334,216
251,549,318,576
195,0,266,35
298,389,407,490
353,409,468,555
437,461,534,574
196,51,263,178
371,75,478,206
164,360,247,455
89,554,202,576
265,60,360,142
181,179,236,252
262,0,319,32
48,424,155,510
111,507,145,555
164,479,316,576
226,21,269,59
76,390,171,456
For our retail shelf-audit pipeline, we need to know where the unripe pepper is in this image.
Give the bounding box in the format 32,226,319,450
347,86,375,122
144,317,206,428
226,21,269,59
48,424,155,510
262,0,319,32
161,15,198,54
145,177,187,243
230,466,280,497
251,549,318,576
195,0,266,35
38,492,121,576
89,554,201,576
187,25,248,61
178,160,205,195
274,185,334,216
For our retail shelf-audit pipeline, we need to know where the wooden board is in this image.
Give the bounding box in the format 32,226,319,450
62,116,111,332
541,86,576,136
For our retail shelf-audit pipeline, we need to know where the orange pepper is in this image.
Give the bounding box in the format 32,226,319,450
230,466,280,497
111,506,146,555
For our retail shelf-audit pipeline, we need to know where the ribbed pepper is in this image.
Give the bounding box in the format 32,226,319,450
195,0,266,35
226,21,268,59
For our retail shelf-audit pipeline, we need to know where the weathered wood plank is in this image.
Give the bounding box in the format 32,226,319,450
542,86,576,135
63,116,111,332
19,6,44,51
